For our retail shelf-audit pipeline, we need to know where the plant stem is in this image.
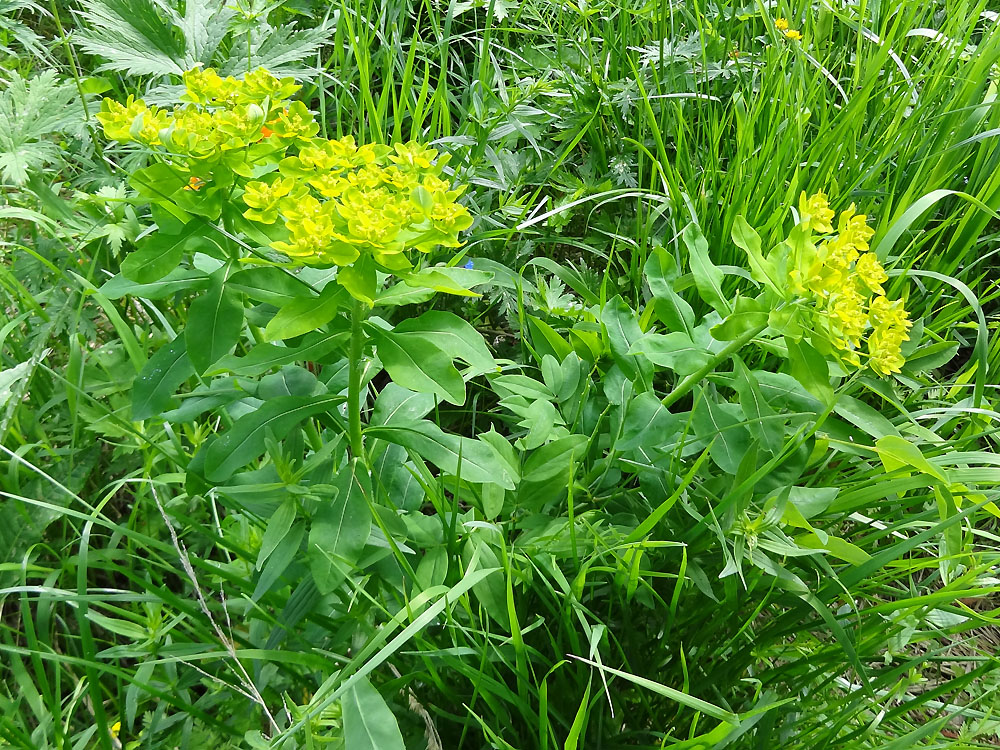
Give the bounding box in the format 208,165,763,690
660,322,768,410
348,298,367,463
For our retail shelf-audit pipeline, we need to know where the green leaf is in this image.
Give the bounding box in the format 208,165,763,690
731,359,782,454
256,498,298,571
785,337,834,407
644,248,695,336
131,336,195,421
265,283,348,341
337,254,377,304
129,163,187,200
228,267,314,305
186,268,245,374
341,677,406,750
618,392,679,451
833,394,900,440
122,222,213,284
212,330,348,377
732,215,782,295
371,383,435,426
258,365,321,399
522,434,588,482
310,459,372,594
692,392,750,475
366,421,516,489
395,310,497,374
627,332,712,377
602,296,652,387
796,532,871,565
402,266,493,296
682,223,730,314
100,268,208,300
252,523,304,602
875,436,950,484
710,296,769,341
375,282,436,307
370,328,466,406
203,394,342,481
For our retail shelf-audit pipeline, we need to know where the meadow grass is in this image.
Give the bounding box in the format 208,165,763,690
1,0,999,748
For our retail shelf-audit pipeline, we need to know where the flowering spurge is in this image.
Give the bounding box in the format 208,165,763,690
734,191,912,375
96,67,472,287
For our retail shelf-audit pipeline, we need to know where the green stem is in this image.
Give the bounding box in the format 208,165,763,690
660,322,769,410
348,298,367,463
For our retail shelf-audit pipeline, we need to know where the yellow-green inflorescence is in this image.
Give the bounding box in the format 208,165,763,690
97,67,472,272
788,191,912,375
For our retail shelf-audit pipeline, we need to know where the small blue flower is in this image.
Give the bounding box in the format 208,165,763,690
464,260,474,269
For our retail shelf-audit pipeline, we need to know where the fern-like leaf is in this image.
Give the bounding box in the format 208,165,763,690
73,0,227,76
0,71,86,185
73,0,330,80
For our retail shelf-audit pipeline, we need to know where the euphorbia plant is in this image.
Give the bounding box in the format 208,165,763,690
98,68,490,446
97,68,514,609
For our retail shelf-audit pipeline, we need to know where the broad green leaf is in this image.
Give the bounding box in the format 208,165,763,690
692,393,750,475
522,434,588,482
731,359,782,454
129,163,187,201
618,392,679,451
366,421,516,489
371,383,435,426
402,266,493,296
252,523,304,602
682,223,730,314
131,336,195,421
228,267,314,305
785,337,834,407
122,222,212,284
310,459,372,594
526,315,574,362
644,248,695,336
902,341,960,373
187,268,244,374
100,268,208,300
265,283,348,341
395,310,497,374
375,282,436,307
370,328,465,405
258,365,321,399
710,296,769,341
875,436,950,484
627,332,712,377
834,395,900,439
337,253,377,304
601,296,652,387
796,532,871,565
732,215,782,295
341,677,406,750
204,394,342,481
212,330,348,377
256,498,298,570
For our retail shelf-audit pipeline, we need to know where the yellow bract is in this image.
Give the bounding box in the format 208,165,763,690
97,67,474,272
788,193,912,375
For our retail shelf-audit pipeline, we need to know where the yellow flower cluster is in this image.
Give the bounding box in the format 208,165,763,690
96,68,473,272
789,192,912,375
97,68,309,160
775,17,803,41
265,139,472,269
